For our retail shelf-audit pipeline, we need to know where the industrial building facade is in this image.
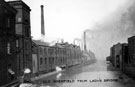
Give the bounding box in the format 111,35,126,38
0,0,18,85
0,0,32,86
109,43,128,70
108,35,135,79
128,36,135,64
0,0,84,86
8,0,32,77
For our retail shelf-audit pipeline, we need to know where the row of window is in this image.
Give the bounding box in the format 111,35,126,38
40,57,54,65
39,47,80,55
40,57,67,65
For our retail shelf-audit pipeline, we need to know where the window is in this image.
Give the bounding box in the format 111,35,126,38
52,57,54,64
25,19,29,24
25,26,30,37
44,48,46,55
7,42,11,54
18,17,22,22
5,17,10,28
40,57,43,65
7,18,10,28
49,57,51,64
40,47,42,54
44,58,47,64
16,40,19,47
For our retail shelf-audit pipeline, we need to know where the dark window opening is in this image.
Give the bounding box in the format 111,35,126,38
40,57,43,65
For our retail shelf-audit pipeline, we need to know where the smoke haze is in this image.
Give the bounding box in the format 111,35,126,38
86,0,135,60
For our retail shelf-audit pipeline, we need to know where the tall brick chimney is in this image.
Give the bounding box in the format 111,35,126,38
41,5,45,36
84,31,87,51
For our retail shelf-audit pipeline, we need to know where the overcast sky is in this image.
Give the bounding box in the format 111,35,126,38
13,0,134,60
20,0,128,42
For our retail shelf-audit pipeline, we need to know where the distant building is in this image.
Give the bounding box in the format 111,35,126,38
122,43,128,65
128,36,135,64
106,56,110,61
114,43,122,69
0,0,17,86
110,43,128,70
32,40,50,74
110,46,115,66
55,42,82,66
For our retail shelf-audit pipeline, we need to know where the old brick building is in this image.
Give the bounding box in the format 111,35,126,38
0,0,17,86
110,43,128,70
8,0,32,77
122,43,128,66
128,36,135,64
0,0,32,86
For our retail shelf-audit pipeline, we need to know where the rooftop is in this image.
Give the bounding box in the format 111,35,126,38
32,40,49,46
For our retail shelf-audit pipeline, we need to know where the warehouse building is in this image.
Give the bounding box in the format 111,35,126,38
128,36,135,64
109,43,128,70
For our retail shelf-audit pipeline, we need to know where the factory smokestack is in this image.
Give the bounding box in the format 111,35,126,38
41,5,45,36
84,32,87,51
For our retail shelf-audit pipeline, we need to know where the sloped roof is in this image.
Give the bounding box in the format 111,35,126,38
55,44,64,48
32,40,49,46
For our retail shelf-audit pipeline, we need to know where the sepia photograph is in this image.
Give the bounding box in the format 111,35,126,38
0,0,135,87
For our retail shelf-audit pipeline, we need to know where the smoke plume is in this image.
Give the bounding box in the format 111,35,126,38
86,0,135,60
